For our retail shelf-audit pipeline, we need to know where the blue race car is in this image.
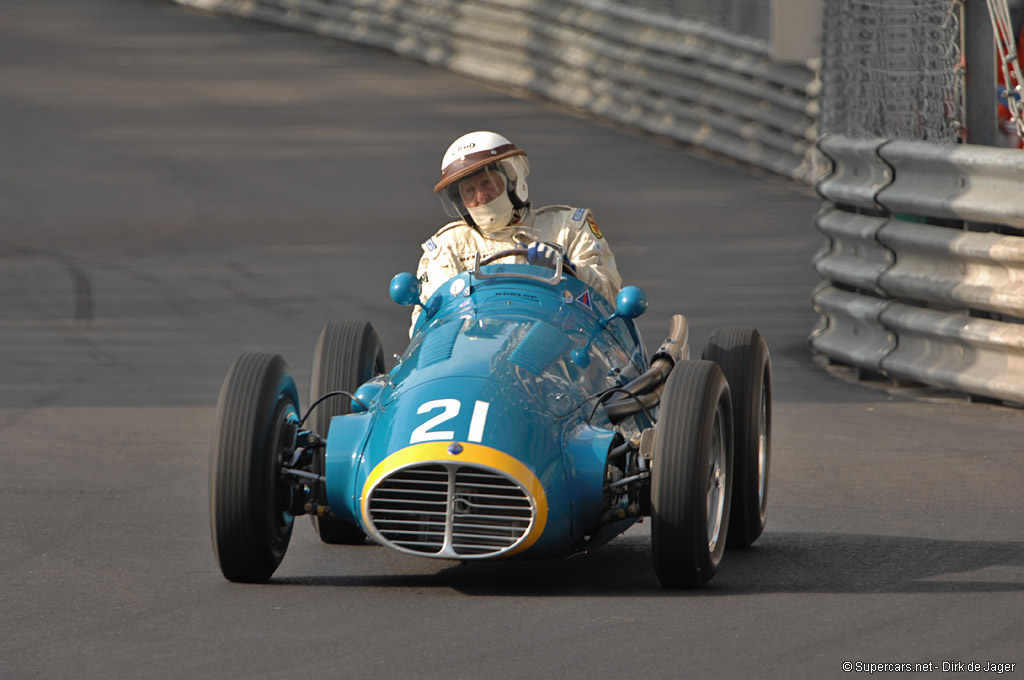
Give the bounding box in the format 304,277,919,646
210,246,771,588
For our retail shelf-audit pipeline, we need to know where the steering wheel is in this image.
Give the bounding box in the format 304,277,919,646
477,247,578,278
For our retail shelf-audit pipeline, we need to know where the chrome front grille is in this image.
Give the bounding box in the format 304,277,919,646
367,463,534,558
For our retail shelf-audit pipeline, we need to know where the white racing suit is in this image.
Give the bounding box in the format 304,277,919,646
411,205,622,334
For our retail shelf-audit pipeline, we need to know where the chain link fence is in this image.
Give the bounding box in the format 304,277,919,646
626,0,967,144
819,0,963,144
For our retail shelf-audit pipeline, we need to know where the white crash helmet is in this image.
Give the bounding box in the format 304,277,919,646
434,131,530,227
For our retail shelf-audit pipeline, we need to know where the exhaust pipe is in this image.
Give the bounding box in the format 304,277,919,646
603,315,688,423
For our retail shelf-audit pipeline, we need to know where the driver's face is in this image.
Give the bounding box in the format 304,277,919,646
458,169,504,208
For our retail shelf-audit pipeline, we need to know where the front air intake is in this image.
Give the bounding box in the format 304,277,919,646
366,462,535,559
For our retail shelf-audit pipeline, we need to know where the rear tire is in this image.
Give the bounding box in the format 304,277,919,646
650,360,733,588
308,321,385,544
703,327,771,548
210,352,299,583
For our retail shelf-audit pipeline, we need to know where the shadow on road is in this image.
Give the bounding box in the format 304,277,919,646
271,531,1024,596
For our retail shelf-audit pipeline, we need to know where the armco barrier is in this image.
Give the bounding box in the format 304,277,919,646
809,284,894,372
171,0,819,183
815,135,892,211
879,303,1024,404
813,207,893,292
877,221,1024,318
813,134,1024,404
878,141,1024,229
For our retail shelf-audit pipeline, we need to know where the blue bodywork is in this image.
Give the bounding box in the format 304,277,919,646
324,264,650,558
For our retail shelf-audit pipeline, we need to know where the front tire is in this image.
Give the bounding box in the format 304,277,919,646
650,360,734,588
308,320,385,544
210,352,300,583
703,327,771,548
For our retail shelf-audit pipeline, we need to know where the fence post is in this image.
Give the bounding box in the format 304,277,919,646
965,0,997,146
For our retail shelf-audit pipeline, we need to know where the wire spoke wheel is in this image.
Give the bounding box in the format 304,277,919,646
650,360,734,588
210,352,300,583
756,380,769,516
308,320,385,544
702,327,771,548
706,403,727,555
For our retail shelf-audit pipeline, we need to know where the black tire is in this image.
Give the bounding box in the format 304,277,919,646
702,327,771,548
210,352,299,583
308,320,385,544
650,360,734,588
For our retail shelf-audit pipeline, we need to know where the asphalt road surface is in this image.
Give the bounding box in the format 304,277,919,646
2,1,1021,678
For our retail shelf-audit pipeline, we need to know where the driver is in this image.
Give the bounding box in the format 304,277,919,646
412,131,622,330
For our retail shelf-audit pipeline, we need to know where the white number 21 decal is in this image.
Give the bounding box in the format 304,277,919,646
410,399,490,444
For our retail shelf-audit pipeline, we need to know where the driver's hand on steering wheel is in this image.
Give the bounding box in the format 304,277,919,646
527,241,576,272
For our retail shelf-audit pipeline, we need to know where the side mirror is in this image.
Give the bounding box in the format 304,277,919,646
615,286,648,320
389,272,420,306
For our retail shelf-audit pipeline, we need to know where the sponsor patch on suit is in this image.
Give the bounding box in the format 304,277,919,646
423,237,441,258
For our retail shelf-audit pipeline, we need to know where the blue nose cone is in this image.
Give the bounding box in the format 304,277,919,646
390,272,421,306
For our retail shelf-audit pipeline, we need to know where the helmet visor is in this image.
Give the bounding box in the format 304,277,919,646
439,166,508,219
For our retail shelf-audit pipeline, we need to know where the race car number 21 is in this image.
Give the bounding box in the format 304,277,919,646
409,399,490,444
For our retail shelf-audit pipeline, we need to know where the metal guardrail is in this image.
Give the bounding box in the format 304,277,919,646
877,221,1024,317
816,136,892,211
813,207,892,291
810,284,894,372
172,0,819,183
877,141,1024,229
812,134,1024,404
880,302,1024,403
